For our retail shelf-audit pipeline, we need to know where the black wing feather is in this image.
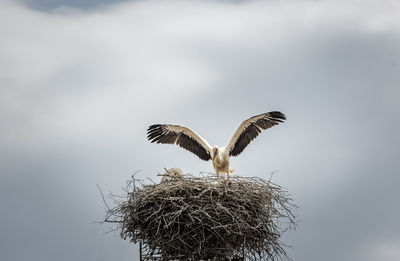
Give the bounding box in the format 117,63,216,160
147,124,212,161
229,111,286,157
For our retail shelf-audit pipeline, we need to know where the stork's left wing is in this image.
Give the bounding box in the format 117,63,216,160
226,111,286,157
147,124,213,161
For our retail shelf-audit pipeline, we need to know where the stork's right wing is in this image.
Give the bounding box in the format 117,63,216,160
147,124,213,161
226,111,286,157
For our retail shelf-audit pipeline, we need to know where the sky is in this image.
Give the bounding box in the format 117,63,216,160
1,0,400,260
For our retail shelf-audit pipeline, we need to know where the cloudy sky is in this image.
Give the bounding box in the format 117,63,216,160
1,0,400,260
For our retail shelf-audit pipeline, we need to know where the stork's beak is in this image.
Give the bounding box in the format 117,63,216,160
212,148,217,160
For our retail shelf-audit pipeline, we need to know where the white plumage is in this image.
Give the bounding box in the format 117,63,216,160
147,111,286,175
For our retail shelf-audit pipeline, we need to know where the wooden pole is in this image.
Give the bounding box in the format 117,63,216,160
139,241,142,261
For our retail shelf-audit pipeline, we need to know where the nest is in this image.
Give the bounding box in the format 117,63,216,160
103,171,296,261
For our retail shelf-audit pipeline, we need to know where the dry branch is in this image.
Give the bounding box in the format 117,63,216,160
103,172,296,261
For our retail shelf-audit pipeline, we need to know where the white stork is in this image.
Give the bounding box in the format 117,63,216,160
147,111,286,175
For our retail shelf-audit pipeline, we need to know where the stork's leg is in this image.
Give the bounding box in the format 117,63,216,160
225,164,230,179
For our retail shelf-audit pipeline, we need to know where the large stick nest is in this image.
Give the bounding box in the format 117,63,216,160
104,171,296,261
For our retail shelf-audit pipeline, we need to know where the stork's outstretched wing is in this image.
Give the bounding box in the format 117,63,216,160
226,111,286,157
147,124,213,161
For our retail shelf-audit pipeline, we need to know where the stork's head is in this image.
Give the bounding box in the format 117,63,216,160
212,146,219,160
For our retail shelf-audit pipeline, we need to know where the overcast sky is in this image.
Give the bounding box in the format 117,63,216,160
1,0,400,260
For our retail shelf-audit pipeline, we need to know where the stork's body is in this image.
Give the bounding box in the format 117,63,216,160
212,146,230,175
147,111,286,175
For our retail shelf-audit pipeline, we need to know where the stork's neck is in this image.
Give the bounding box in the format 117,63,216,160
215,150,222,161
213,146,226,161
218,146,227,156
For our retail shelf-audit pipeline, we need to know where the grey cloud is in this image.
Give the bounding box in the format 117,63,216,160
19,0,130,11
1,0,400,261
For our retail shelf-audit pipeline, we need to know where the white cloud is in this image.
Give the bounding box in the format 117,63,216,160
1,0,400,192
0,1,400,260
364,238,400,261
0,0,399,190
